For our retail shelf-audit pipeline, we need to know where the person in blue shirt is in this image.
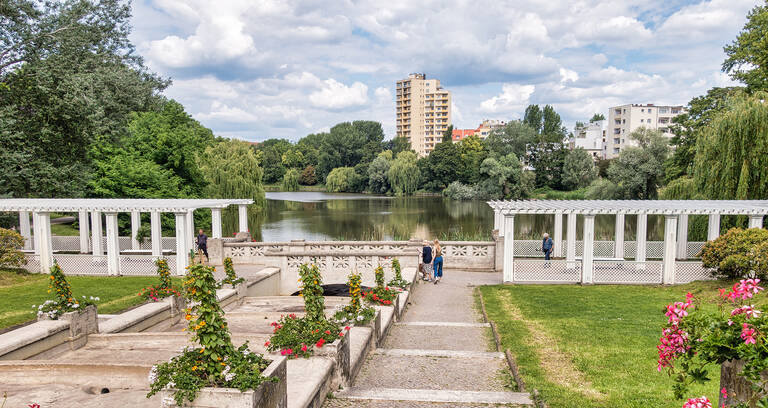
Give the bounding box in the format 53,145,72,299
542,233,553,266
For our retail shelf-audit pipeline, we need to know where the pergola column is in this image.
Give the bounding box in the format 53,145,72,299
19,211,31,250
502,214,515,282
553,211,563,258
663,215,678,284
676,214,688,260
498,210,506,237
493,210,500,233
238,204,248,233
130,211,141,250
175,212,189,275
36,212,53,273
566,213,576,267
105,212,120,276
749,215,764,229
614,212,625,259
707,214,721,241
635,213,648,263
186,209,195,251
91,211,103,257
32,212,41,255
151,211,162,258
211,208,222,239
582,214,595,284
78,210,90,254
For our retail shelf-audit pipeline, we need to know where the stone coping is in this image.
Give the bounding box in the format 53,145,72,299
99,301,171,334
0,361,153,387
0,320,69,358
249,267,280,283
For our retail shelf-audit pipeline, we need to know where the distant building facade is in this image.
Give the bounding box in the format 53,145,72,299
605,104,686,158
452,119,507,142
571,120,606,160
396,73,452,156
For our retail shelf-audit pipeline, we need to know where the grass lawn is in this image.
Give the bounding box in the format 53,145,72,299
479,282,742,408
51,223,79,236
0,268,179,330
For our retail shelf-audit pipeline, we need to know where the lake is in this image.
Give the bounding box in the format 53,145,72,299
236,192,673,242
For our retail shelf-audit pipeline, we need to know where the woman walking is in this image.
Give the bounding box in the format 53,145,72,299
421,240,434,281
433,239,443,284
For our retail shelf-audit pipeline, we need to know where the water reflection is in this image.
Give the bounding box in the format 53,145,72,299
223,192,671,242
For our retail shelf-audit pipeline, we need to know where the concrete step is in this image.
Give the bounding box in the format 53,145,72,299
334,387,533,406
373,349,504,359
382,325,492,352
353,354,510,392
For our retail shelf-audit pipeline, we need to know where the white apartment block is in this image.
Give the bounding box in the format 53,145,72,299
605,104,685,158
396,73,452,156
571,120,606,160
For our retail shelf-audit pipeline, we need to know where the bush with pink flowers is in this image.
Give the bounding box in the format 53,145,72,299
657,279,768,407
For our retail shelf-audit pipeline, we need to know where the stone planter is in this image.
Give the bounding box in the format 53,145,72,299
720,359,768,407
234,281,248,300
363,309,382,347
167,295,187,325
38,304,98,350
314,329,351,389
160,356,287,408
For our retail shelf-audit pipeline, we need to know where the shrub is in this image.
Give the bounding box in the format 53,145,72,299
700,228,768,280
281,168,300,191
584,178,619,199
36,261,96,319
267,263,345,358
221,257,244,286
442,181,482,200
0,227,26,268
147,264,276,405
299,165,317,185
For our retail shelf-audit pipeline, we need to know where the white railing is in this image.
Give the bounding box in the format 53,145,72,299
593,260,663,284
22,254,175,276
513,259,581,283
512,259,712,285
675,261,714,284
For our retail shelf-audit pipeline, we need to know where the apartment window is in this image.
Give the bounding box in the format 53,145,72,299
622,139,625,144
614,128,621,134
640,119,644,123
623,109,626,114
659,108,668,114
641,109,645,113
615,109,621,115
613,148,620,154
613,138,621,144
672,108,681,114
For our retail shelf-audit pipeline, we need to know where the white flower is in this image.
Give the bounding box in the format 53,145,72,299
164,381,175,389
356,315,364,321
82,295,86,298
224,372,235,382
95,297,100,301
148,365,158,383
31,304,36,308
161,396,176,407
37,311,43,317
72,304,79,309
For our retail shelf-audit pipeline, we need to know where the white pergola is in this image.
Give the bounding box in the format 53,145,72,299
488,200,768,284
0,198,253,275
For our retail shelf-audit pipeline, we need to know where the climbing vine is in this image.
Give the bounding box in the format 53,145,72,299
222,257,244,286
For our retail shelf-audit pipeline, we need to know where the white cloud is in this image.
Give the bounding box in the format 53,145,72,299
374,87,392,103
480,84,536,114
559,68,579,83
309,79,369,109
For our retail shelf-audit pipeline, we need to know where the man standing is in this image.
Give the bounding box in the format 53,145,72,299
542,233,553,267
196,229,208,261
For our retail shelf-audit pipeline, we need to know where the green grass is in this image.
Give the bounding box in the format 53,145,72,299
0,268,180,330
51,223,79,236
532,187,588,200
479,282,731,408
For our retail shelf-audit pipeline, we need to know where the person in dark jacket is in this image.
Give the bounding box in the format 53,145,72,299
196,229,208,260
542,233,553,266
421,240,433,281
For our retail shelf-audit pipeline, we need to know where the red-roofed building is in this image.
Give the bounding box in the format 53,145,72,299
452,128,477,141
452,120,507,141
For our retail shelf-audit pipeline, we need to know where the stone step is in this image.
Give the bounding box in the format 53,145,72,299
373,348,504,359
335,387,533,406
353,354,510,392
382,324,491,352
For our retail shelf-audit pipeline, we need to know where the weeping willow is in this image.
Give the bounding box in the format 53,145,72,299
281,168,300,192
198,139,266,212
387,151,421,196
693,92,768,200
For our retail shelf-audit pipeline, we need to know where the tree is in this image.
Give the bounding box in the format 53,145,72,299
256,139,291,184
590,113,606,123
442,125,454,143
541,105,566,139
281,168,300,192
585,179,619,199
198,139,266,212
477,154,531,200
523,105,543,133
0,0,167,197
562,148,598,189
281,148,305,169
385,136,412,156
528,142,567,189
483,121,537,159
387,151,421,196
325,167,356,193
422,139,461,191
607,128,669,199
457,135,487,184
693,92,768,200
299,165,317,185
368,151,392,194
723,2,768,91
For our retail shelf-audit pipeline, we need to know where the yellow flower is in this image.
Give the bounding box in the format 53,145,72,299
192,366,197,371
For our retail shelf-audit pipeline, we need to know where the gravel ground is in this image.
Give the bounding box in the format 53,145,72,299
382,325,493,352
353,355,509,392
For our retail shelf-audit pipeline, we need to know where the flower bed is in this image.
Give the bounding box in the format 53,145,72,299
363,265,400,307
334,271,376,326
35,261,96,320
387,258,409,289
657,278,768,407
138,258,182,302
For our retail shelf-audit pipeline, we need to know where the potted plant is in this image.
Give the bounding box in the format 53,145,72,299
35,261,99,341
334,271,379,339
387,258,410,289
147,264,285,407
363,265,401,316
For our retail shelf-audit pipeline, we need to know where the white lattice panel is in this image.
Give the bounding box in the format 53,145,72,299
594,241,616,257
513,260,581,283
686,242,705,259
120,256,177,276
593,261,662,284
52,236,80,251
514,240,544,257
624,242,637,259
675,262,714,283
647,242,664,259
54,255,109,276
22,255,41,273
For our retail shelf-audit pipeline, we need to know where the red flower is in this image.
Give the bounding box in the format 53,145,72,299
345,326,350,331
339,332,344,337
264,341,270,346
301,344,308,352
316,338,326,348
324,330,331,335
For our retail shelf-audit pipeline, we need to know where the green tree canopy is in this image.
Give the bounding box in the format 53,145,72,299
368,151,392,194
483,121,537,159
457,135,487,184
590,113,606,122
421,139,461,191
562,148,598,189
281,168,300,192
387,151,421,196
693,92,768,199
477,154,531,200
723,2,768,91
607,128,669,199
325,167,357,193
198,139,266,212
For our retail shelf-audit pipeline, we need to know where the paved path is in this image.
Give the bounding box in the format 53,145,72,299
325,271,533,407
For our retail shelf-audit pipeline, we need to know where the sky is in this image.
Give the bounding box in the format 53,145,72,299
129,0,759,142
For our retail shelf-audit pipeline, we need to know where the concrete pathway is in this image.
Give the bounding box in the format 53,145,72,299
326,271,533,407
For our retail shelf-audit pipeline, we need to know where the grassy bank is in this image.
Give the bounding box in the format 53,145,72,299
264,183,326,192
479,282,731,407
0,268,179,330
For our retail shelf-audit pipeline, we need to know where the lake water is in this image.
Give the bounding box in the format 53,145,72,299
236,192,672,242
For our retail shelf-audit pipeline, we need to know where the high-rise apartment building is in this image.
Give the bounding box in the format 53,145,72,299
605,104,685,158
571,120,606,160
396,73,452,156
